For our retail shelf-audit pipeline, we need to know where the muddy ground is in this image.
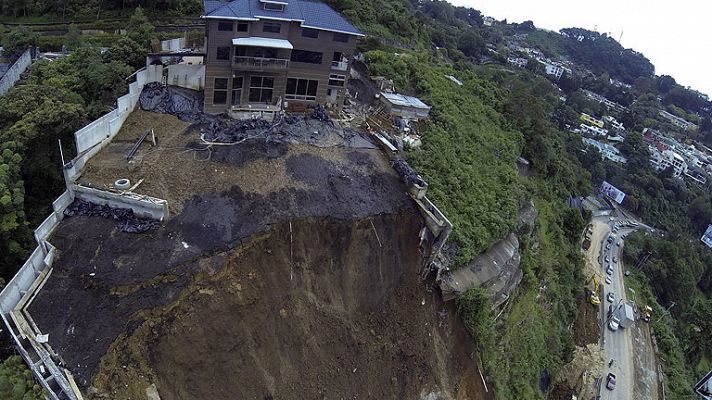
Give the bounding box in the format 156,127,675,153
28,110,491,399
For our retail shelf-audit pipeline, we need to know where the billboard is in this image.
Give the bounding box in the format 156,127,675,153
600,181,626,204
695,369,712,399
702,225,712,249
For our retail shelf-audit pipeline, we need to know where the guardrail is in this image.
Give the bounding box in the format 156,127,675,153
233,56,289,70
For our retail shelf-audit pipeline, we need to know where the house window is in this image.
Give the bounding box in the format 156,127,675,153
249,76,274,103
213,78,228,104
328,73,345,87
216,46,231,60
263,2,284,11
290,49,323,64
231,77,243,106
333,33,349,43
218,21,233,31
263,22,281,33
286,78,318,101
237,22,249,32
301,28,319,38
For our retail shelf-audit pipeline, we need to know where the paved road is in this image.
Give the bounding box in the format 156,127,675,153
599,218,636,400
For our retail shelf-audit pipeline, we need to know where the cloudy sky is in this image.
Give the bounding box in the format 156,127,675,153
447,0,712,98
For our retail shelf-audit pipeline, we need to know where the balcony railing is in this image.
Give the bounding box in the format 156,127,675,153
233,56,290,70
331,60,348,71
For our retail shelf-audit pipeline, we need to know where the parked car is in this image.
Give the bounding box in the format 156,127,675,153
607,292,615,303
609,316,620,331
605,276,612,284
624,270,631,277
606,267,613,276
607,373,617,390
613,256,618,263
616,241,622,246
605,256,610,262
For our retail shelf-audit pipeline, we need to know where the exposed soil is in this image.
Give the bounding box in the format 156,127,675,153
573,293,599,347
29,110,491,399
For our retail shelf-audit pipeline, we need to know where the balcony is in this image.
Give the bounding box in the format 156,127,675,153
233,56,290,71
331,60,348,71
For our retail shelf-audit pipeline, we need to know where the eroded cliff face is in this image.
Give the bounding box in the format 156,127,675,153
91,214,488,400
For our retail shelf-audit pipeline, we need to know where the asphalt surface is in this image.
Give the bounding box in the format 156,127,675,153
598,216,637,400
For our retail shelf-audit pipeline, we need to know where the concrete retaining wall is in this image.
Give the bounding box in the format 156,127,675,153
161,37,186,52
0,48,32,96
167,64,205,90
74,184,170,221
66,65,163,181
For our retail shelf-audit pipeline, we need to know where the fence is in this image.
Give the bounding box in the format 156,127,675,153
0,64,166,400
166,63,205,90
0,48,33,96
161,37,186,52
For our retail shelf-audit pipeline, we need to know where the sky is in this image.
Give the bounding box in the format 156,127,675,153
447,0,712,98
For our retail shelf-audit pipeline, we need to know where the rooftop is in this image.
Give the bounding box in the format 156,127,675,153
203,0,364,36
380,92,431,110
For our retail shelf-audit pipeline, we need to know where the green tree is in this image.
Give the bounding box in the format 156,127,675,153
1,25,37,57
620,131,650,171
0,355,45,399
64,24,82,50
126,7,155,48
104,36,147,70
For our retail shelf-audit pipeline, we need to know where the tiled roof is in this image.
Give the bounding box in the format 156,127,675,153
203,0,364,36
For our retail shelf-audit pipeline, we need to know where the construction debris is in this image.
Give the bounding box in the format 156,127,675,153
64,199,159,233
391,159,426,187
139,82,203,120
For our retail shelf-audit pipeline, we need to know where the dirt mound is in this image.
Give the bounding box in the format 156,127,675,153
573,292,600,346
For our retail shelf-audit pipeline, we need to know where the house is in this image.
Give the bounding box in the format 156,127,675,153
379,92,431,120
650,148,688,178
537,59,571,80
580,113,605,128
483,16,495,26
580,123,608,137
659,110,697,131
201,0,364,114
507,57,528,68
583,137,627,164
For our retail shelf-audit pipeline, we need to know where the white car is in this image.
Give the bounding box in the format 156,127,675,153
616,241,622,246
612,256,618,263
607,292,615,303
605,276,612,284
605,256,610,262
609,316,621,331
606,267,613,276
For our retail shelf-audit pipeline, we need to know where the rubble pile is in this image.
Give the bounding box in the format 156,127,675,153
203,118,272,143
392,159,427,187
139,83,204,120
64,199,160,233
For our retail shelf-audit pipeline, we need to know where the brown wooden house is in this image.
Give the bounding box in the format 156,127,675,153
202,0,364,114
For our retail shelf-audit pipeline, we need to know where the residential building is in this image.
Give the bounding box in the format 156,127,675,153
659,110,697,131
650,148,688,178
579,123,608,137
201,0,364,114
537,59,570,79
580,113,605,128
581,89,627,112
507,56,528,68
583,138,627,164
483,16,496,26
603,115,625,131
379,93,431,120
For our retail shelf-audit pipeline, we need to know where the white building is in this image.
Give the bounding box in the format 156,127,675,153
604,115,625,131
650,149,688,178
659,110,696,131
580,123,608,136
483,16,496,26
507,57,528,68
537,59,571,79
583,137,627,164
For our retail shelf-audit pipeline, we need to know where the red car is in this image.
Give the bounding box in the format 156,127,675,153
606,373,617,390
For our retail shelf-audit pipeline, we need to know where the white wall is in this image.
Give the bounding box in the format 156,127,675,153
0,49,32,96
167,64,205,90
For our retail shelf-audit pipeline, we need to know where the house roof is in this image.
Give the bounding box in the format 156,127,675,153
203,0,364,36
380,93,431,110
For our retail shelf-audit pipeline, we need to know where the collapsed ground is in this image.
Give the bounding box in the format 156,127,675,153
27,98,490,399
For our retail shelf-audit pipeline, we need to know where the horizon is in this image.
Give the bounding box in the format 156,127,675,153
447,0,712,100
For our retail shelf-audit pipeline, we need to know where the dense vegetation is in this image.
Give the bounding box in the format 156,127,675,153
0,0,202,19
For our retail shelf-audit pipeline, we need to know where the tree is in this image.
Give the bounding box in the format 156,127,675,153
104,36,146,70
64,24,82,50
620,131,650,171
0,355,45,399
126,7,155,48
1,25,37,57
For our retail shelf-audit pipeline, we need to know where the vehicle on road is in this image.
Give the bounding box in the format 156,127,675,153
609,316,621,331
605,256,610,262
616,241,622,246
607,292,615,303
624,270,630,277
612,256,618,263
606,266,613,275
605,243,611,250
605,276,612,284
616,304,635,328
606,373,617,390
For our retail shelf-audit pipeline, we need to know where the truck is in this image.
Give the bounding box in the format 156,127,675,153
616,303,635,329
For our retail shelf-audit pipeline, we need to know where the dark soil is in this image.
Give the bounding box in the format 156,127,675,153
573,292,600,347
